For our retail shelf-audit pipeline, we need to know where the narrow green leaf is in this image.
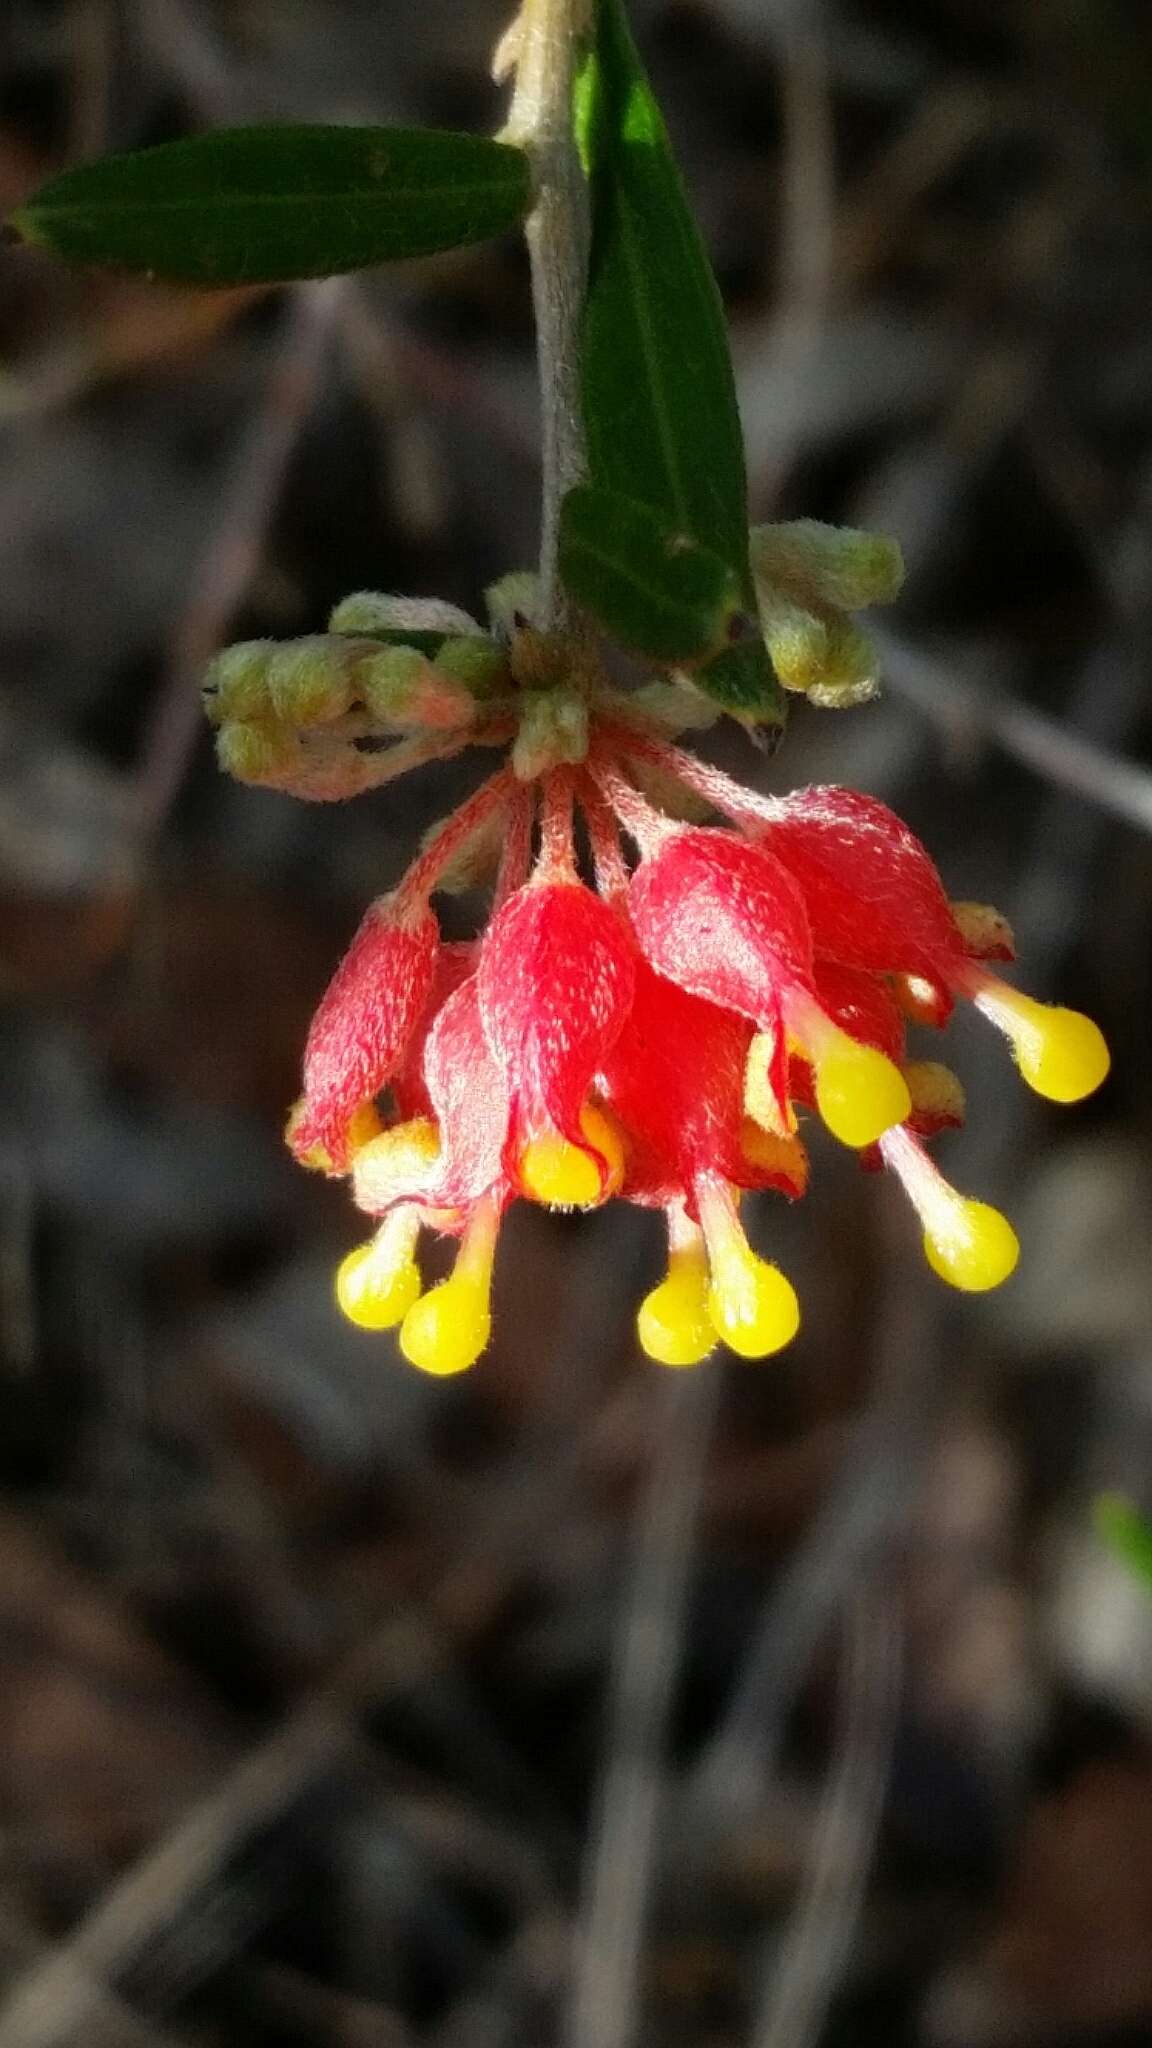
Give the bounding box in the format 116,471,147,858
1095,1493,1152,1593
576,0,783,724
559,484,744,662
7,125,532,285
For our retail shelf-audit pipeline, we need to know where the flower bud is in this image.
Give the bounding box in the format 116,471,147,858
357,647,477,732
511,690,589,779
433,635,508,698
485,570,541,634
215,718,300,783
328,591,483,638
202,641,277,725
751,520,904,611
266,637,355,727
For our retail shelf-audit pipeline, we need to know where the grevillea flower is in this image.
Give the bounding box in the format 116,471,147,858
214,575,1110,1379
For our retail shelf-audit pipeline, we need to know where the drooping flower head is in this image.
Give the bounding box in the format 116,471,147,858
207,566,1110,1378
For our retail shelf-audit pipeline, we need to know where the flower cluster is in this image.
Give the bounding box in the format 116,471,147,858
205,563,1110,1377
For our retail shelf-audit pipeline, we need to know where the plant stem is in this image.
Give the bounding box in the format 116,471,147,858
502,0,592,628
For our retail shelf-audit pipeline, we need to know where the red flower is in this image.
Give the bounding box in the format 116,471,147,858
288,897,439,1171
759,786,968,1011
477,878,635,1197
280,715,1109,1378
599,957,808,1211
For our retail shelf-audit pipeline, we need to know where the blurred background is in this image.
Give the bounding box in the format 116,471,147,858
1,1,1151,2044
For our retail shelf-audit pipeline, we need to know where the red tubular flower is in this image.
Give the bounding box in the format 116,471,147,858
757,786,969,1018
627,825,914,1148
289,896,439,1171
391,940,478,1122
344,972,513,1380
477,878,635,1199
269,648,1109,1381
354,970,506,1212
626,828,812,1119
599,958,806,1211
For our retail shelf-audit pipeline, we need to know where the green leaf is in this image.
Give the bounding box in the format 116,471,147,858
558,484,745,662
575,0,783,724
1094,1493,1152,1593
7,125,532,285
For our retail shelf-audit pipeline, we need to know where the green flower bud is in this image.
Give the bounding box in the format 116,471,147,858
266,637,355,727
354,647,479,737
632,677,722,734
757,592,834,695
512,688,588,780
433,635,509,698
485,571,541,636
202,640,276,725
215,717,301,784
328,591,482,638
750,521,904,611
357,646,477,732
803,617,879,709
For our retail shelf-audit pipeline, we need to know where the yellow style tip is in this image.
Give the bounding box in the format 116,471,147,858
399,1277,491,1376
637,1257,715,1367
707,1254,801,1360
1015,1003,1110,1104
814,1040,912,1148
923,1198,1020,1293
336,1241,422,1330
518,1104,624,1209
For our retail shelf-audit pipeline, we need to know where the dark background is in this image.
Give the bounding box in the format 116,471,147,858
1,2,1151,2044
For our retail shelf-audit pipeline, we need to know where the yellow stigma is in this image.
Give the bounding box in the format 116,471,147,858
336,1213,422,1331
987,991,1110,1104
922,1198,1020,1293
398,1194,499,1376
637,1248,715,1367
707,1253,800,1359
697,1181,800,1360
518,1104,624,1209
399,1276,491,1375
812,1034,912,1148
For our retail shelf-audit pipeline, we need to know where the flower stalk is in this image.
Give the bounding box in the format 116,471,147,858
500,0,593,627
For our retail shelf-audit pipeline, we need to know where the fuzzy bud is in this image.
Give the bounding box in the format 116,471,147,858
266,637,356,727
215,718,301,783
432,635,508,698
357,647,477,732
202,641,277,726
511,690,589,780
328,591,482,638
750,520,904,611
485,571,541,635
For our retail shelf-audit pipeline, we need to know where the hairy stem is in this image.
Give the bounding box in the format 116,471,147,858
502,0,592,627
